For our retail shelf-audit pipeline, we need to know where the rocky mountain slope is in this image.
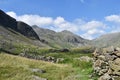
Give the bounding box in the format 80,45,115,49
0,9,48,48
0,9,120,49
0,9,90,48
32,25,89,48
92,32,120,48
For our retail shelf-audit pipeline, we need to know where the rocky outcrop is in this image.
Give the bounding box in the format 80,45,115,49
92,47,120,80
17,21,40,40
0,9,39,40
0,10,17,30
19,52,65,63
32,25,90,48
19,53,57,63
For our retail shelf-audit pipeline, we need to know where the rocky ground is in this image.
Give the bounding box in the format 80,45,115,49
92,47,120,80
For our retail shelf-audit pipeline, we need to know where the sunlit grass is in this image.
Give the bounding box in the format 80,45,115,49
0,46,93,80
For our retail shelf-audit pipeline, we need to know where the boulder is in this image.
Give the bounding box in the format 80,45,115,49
98,69,108,76
98,73,112,80
92,47,120,80
105,54,117,61
114,58,120,65
115,52,120,57
94,59,104,67
109,61,120,72
113,76,120,80
107,68,113,75
31,68,46,73
105,46,115,53
98,55,106,61
56,58,64,63
79,56,93,62
93,67,101,73
113,71,120,76
32,75,47,80
115,47,120,52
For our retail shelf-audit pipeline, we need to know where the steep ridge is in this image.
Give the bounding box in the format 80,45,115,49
0,9,48,47
0,9,39,40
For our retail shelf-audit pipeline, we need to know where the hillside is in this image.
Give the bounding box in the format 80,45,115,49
92,32,120,47
0,50,93,80
0,9,49,51
32,25,89,48
0,53,73,80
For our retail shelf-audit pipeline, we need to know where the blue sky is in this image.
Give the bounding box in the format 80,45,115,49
0,0,120,39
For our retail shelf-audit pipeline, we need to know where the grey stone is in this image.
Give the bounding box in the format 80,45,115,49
94,59,104,67
107,68,113,75
56,58,64,63
98,73,112,80
32,75,47,80
105,54,117,61
114,58,120,65
98,55,106,61
113,76,120,80
79,56,93,62
98,69,108,76
113,71,120,76
105,46,115,53
109,61,120,72
31,68,46,73
115,53,120,57
115,47,120,52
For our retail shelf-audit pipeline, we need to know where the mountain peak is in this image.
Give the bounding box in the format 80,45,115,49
61,30,72,33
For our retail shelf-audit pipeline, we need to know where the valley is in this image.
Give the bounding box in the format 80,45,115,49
0,9,120,80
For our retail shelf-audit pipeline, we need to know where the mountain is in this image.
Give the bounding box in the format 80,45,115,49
0,10,40,40
1,9,120,49
32,25,89,48
0,9,90,49
92,32,120,47
0,9,48,48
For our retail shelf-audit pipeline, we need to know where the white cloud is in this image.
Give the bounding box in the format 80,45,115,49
105,15,120,33
53,17,79,32
7,11,80,32
105,15,120,23
6,11,108,40
7,11,53,26
80,21,106,39
81,20,106,30
81,29,105,40
7,11,17,19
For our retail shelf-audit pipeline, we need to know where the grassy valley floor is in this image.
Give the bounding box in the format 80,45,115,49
0,52,93,80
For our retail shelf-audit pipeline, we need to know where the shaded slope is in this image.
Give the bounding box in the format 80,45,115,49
0,9,49,48
0,9,39,40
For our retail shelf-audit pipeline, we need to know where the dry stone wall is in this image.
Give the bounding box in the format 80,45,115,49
93,47,120,80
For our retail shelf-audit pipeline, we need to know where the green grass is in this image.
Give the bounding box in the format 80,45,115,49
0,45,94,80
0,51,93,80
0,53,74,80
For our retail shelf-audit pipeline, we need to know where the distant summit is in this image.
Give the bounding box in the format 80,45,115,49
32,25,89,48
92,32,120,47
